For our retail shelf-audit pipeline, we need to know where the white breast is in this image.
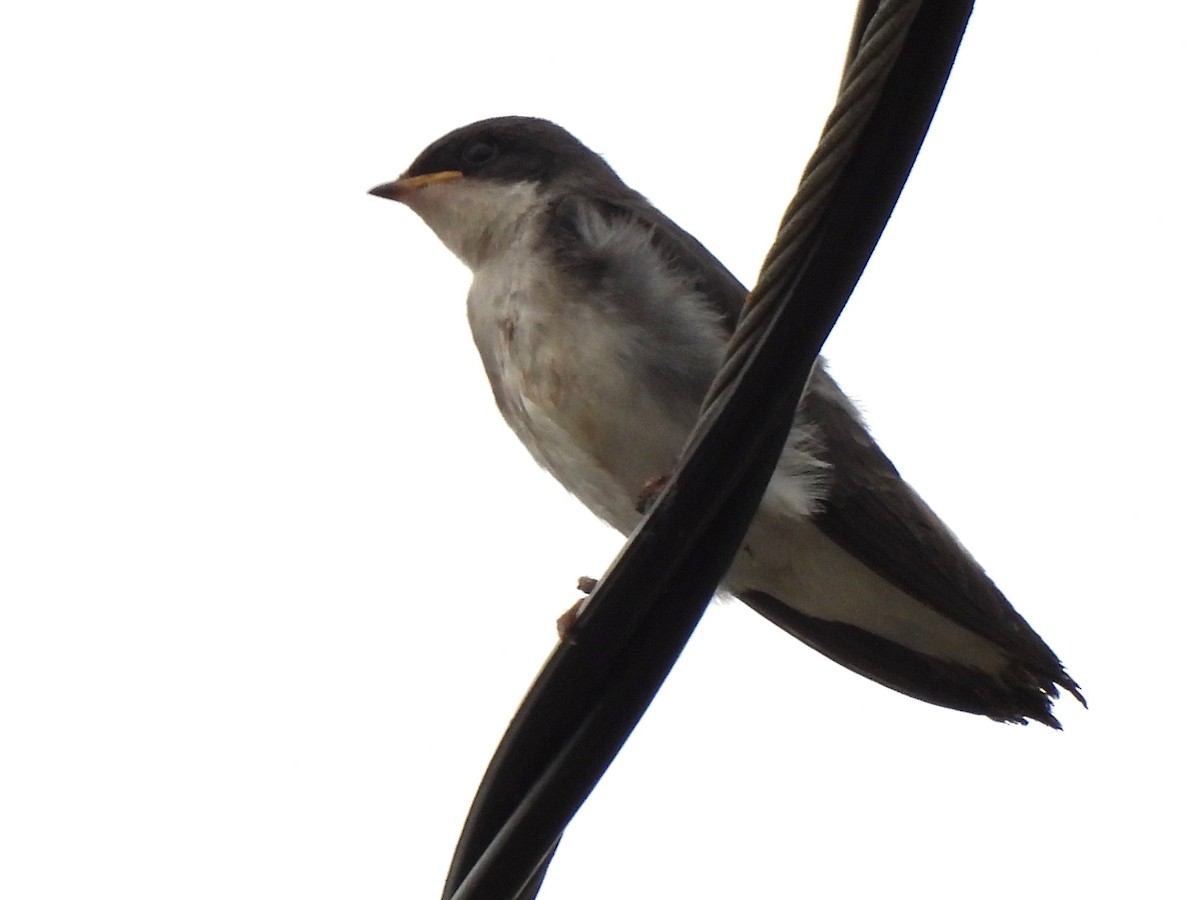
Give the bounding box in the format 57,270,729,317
408,175,826,536
467,236,700,534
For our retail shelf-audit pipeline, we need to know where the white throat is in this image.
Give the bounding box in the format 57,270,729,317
402,178,545,270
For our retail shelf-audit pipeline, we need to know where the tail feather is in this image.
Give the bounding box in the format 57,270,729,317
741,589,1080,727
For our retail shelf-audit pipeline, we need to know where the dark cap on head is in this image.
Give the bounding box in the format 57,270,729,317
403,116,625,190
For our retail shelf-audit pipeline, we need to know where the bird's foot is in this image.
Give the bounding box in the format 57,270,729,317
635,473,672,514
557,576,599,642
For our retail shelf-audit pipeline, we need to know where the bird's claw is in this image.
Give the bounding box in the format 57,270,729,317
635,473,672,514
557,576,599,642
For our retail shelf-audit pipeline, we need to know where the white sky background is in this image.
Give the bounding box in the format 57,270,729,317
2,2,1197,898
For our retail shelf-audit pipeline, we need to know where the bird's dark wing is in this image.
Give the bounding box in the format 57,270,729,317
775,366,1084,723
545,191,749,332
546,189,1082,724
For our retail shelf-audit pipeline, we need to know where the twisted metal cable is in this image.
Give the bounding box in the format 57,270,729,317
702,0,922,410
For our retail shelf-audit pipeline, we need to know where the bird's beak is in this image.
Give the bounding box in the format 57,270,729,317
368,170,465,203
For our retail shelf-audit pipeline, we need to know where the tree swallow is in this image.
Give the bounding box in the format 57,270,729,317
370,116,1084,727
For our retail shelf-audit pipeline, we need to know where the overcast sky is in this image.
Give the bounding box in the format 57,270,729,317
3,3,1198,898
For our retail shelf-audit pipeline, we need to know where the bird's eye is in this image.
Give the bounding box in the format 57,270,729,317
462,141,499,166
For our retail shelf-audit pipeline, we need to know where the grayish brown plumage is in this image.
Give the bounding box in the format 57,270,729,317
371,116,1084,727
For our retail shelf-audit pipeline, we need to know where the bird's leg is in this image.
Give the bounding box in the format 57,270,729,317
635,473,672,514
557,576,599,642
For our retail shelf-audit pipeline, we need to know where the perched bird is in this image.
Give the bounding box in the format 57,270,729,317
370,116,1083,727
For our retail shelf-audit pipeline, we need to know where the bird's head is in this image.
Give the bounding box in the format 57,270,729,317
369,116,624,268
